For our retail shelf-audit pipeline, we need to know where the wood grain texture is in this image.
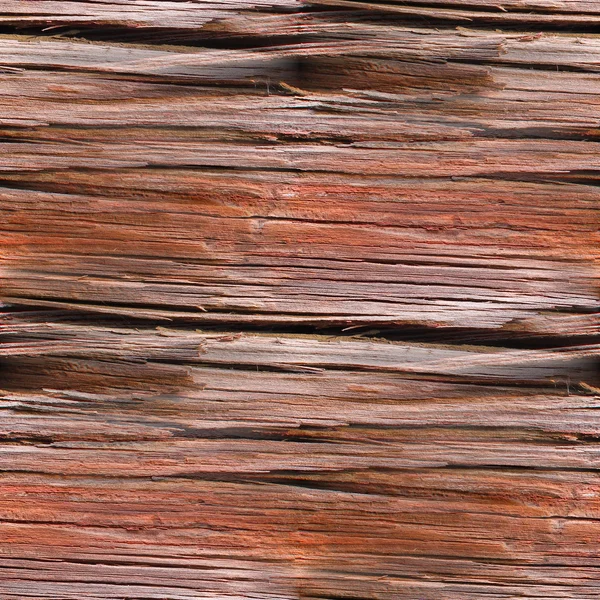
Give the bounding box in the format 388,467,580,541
1,1,599,598
1,29,599,331
1,314,600,598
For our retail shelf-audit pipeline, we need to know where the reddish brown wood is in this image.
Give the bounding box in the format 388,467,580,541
0,1,599,598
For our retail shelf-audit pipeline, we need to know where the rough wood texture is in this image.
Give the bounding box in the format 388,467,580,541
1,0,599,598
2,313,600,599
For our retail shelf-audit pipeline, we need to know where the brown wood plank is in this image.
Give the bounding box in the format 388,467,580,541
1,30,598,332
1,1,599,598
1,319,599,597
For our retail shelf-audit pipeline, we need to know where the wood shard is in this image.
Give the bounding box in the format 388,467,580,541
0,0,599,598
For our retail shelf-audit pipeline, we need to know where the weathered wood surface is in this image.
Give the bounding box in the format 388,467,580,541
2,33,600,331
1,314,600,599
1,0,599,598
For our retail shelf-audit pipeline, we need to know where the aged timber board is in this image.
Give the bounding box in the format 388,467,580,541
0,0,599,598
